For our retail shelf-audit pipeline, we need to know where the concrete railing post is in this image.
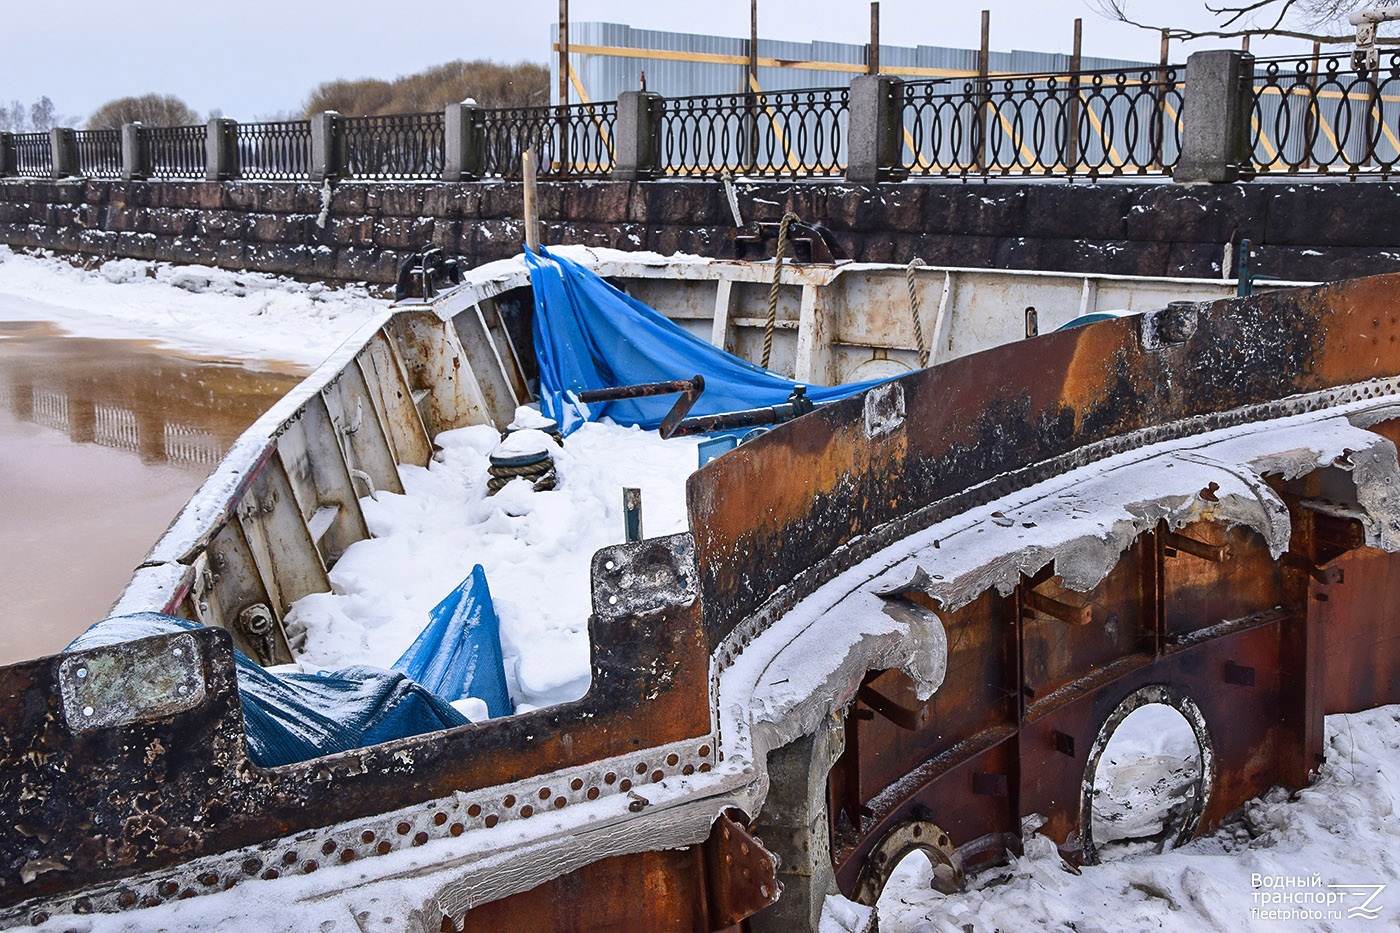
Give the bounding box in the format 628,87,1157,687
50,127,79,179
205,118,239,181
310,111,344,184
1173,50,1255,183
121,122,150,181
443,101,485,181
845,74,907,183
613,91,663,181
0,133,15,177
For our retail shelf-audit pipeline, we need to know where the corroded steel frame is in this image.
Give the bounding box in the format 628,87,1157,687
691,275,1400,915
1,274,1398,930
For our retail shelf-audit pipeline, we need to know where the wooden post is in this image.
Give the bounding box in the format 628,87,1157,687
750,0,759,88
558,0,570,174
558,0,570,109
1158,28,1171,170
1304,40,1321,170
1066,18,1082,172
523,148,541,252
748,0,760,172
976,10,990,172
869,2,880,75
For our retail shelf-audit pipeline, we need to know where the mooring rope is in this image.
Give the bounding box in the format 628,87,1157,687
906,257,930,368
762,212,801,370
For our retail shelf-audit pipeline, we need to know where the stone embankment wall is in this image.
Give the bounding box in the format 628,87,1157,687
1,178,1398,287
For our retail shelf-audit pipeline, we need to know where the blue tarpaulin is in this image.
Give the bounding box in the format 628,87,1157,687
67,612,474,768
524,246,887,434
391,565,512,718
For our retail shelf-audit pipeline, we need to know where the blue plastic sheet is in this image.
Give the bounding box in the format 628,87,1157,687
66,613,472,769
391,565,512,718
525,246,888,434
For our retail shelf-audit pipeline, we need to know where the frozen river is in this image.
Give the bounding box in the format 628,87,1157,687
0,320,301,663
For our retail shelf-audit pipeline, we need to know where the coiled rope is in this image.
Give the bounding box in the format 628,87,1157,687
761,212,801,370
906,257,930,368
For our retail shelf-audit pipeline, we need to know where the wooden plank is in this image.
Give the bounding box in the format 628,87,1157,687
453,304,522,429
793,285,832,385
357,329,433,470
710,278,735,352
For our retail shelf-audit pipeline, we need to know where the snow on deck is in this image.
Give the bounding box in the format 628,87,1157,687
284,418,701,712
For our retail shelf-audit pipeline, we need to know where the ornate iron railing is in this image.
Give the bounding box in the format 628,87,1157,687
12,133,52,177
900,66,1184,178
73,130,122,179
659,87,848,178
148,125,208,180
24,61,1400,185
481,106,553,178
1251,53,1400,175
237,121,313,181
479,102,616,179
559,101,616,176
342,112,445,180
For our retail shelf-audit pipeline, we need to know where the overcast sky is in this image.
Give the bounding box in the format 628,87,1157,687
2,1,1333,124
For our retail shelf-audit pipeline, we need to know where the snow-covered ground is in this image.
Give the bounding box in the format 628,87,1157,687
6,247,1398,931
0,246,385,367
877,704,1400,933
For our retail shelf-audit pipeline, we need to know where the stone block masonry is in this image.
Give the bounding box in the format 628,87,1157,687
2,178,1400,289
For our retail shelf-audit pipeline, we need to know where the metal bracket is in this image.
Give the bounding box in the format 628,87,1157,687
59,633,206,733
1140,301,1201,350
730,219,847,263
703,812,782,927
863,381,905,439
856,683,922,731
591,532,697,620
1163,530,1231,562
1021,588,1093,626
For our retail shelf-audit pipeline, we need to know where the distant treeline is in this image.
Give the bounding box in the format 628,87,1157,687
1,59,549,134
301,60,550,117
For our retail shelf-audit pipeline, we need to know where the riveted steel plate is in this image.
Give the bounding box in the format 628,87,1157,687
59,633,206,732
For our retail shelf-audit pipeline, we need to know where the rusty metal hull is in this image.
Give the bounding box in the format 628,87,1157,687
694,276,1400,923
1,262,1398,930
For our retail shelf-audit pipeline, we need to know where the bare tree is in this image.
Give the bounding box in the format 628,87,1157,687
0,100,23,132
28,97,57,132
87,94,200,130
1093,0,1398,45
0,96,68,133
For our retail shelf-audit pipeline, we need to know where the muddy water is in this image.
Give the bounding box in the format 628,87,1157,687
0,321,302,665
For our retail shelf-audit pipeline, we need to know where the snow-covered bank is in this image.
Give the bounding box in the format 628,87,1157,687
878,704,1400,932
0,247,385,366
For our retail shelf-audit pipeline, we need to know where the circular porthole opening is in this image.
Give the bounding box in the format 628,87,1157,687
1088,699,1207,862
